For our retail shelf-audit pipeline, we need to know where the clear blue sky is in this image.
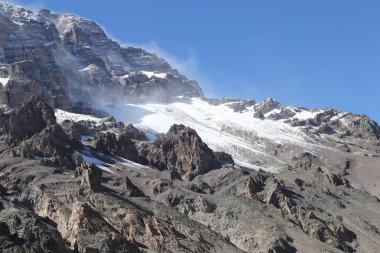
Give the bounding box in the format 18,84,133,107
13,0,380,122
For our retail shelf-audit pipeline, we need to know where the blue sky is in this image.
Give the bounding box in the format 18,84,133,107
13,0,380,122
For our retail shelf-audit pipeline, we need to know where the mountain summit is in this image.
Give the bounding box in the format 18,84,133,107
0,3,203,109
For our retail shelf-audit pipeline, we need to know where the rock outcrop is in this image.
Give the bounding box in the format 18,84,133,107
0,96,56,144
0,3,203,108
138,124,218,180
92,131,140,162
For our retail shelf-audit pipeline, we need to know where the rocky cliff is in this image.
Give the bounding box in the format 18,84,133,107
0,3,203,109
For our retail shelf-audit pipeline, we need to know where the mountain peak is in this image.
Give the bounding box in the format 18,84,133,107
0,3,203,109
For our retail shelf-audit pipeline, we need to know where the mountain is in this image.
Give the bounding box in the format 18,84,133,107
0,3,380,253
0,3,202,109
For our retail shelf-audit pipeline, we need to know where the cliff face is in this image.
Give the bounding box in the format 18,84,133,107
0,3,203,108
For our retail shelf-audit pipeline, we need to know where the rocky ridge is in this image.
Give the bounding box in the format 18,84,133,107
0,97,379,253
0,3,203,109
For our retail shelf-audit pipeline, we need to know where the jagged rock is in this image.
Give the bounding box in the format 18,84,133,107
67,201,140,252
299,212,356,252
214,151,234,164
316,124,336,135
187,180,213,194
79,162,102,192
125,176,144,197
92,131,140,162
0,201,67,253
193,196,215,213
326,172,350,187
343,114,380,140
6,59,69,108
253,110,265,119
40,155,74,170
61,120,91,141
203,98,242,106
15,124,73,159
266,181,296,215
253,98,281,114
244,174,266,198
138,124,217,181
119,123,148,141
178,196,215,214
267,107,296,120
226,99,256,112
0,96,56,144
315,109,338,124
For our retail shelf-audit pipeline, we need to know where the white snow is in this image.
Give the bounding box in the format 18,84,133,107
54,109,103,124
103,98,320,172
141,71,167,79
0,77,9,86
81,153,117,175
292,110,319,120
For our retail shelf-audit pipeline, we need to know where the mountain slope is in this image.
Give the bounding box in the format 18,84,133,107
0,3,379,253
0,3,202,109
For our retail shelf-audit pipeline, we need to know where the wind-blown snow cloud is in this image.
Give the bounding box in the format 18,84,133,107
128,41,219,98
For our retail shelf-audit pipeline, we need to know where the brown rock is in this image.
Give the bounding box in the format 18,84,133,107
0,96,56,144
80,162,102,192
138,124,217,181
92,131,140,162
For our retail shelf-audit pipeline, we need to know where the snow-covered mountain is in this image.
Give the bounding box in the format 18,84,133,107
54,95,380,194
1,3,380,253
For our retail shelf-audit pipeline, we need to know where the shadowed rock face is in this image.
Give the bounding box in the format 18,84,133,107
138,124,218,180
92,131,140,162
0,3,203,108
0,97,76,168
0,96,56,144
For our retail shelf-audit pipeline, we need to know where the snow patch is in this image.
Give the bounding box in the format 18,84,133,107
102,98,320,172
54,109,103,125
141,71,167,79
292,110,319,120
0,77,9,86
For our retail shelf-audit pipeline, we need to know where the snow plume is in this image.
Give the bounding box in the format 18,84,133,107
130,41,218,98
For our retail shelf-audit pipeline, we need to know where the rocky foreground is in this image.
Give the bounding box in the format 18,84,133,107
0,97,379,253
